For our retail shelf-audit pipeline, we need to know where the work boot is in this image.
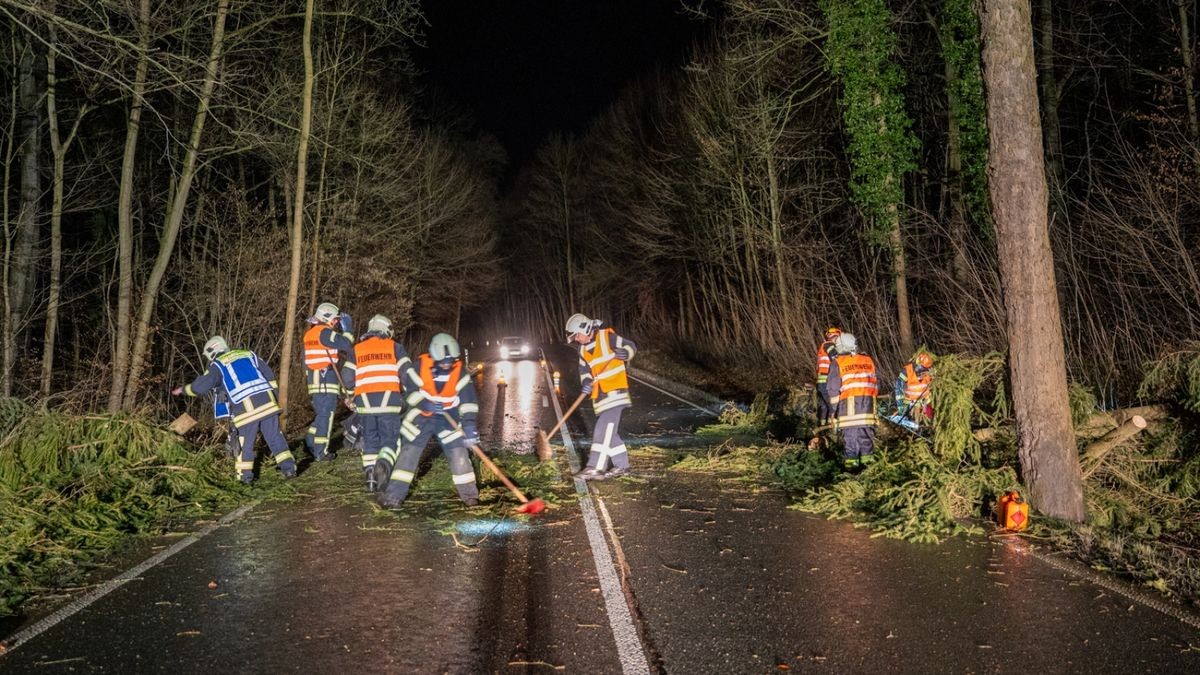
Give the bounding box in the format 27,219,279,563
314,451,336,462
371,462,391,493
281,466,297,480
462,498,480,507
377,485,406,509
573,467,608,481
605,466,630,479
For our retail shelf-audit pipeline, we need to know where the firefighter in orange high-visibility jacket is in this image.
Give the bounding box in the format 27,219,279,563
815,326,841,426
303,302,355,462
374,333,481,508
566,313,637,480
894,351,934,426
172,336,296,484
825,332,878,469
340,315,417,492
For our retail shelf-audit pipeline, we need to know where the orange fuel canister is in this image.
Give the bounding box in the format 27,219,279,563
997,491,1029,531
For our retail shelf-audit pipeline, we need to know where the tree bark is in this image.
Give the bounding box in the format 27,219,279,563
123,0,230,408
278,0,317,421
107,0,152,412
41,15,88,397
1178,0,1199,142
9,31,41,390
1,27,19,396
981,0,1085,521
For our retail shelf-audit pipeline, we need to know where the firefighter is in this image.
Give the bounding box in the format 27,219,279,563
374,333,481,508
825,332,878,469
303,302,355,462
173,336,296,483
815,326,841,426
341,314,416,492
894,351,934,425
566,313,637,480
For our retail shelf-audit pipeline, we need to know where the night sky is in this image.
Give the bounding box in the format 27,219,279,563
416,0,714,171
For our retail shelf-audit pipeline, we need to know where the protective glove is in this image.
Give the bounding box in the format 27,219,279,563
171,385,184,397
339,313,353,334
419,397,439,413
580,381,593,396
614,348,630,361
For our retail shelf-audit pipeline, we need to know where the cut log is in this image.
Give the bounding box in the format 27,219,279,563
1079,405,1169,437
1080,415,1148,477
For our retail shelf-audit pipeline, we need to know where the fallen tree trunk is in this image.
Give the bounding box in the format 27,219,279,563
1080,415,1148,478
972,404,1168,443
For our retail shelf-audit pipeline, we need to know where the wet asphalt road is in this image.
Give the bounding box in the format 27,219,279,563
2,347,1199,673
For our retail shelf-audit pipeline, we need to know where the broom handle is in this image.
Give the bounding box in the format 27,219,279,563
441,412,529,503
545,392,587,439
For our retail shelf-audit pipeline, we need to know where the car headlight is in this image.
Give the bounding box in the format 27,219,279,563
521,345,529,355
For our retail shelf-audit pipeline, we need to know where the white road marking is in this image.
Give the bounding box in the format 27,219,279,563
628,373,719,418
0,501,259,656
541,352,650,675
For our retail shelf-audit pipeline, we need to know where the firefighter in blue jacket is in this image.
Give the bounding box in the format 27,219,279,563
173,336,296,483
303,302,355,462
371,332,481,508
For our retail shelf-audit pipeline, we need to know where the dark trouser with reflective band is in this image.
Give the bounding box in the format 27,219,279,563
360,412,400,477
587,407,628,471
235,413,295,482
377,415,478,506
841,426,876,467
816,382,832,425
306,392,338,459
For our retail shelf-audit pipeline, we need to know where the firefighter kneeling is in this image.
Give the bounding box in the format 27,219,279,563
373,333,481,509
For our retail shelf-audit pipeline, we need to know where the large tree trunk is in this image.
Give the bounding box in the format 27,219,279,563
123,0,229,408
107,0,152,411
41,16,88,397
981,0,1085,522
1,29,19,397
277,0,317,422
8,32,42,393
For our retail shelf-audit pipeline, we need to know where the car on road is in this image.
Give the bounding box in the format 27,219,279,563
498,336,532,360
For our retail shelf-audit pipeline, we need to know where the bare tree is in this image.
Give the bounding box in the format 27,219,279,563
277,0,316,420
981,0,1084,521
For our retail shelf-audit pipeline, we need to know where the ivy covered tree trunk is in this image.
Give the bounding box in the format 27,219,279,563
820,0,919,356
981,0,1085,522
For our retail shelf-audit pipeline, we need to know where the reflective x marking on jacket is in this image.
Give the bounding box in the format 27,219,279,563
579,328,636,414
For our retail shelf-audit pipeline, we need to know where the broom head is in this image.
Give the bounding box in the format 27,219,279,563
517,497,547,515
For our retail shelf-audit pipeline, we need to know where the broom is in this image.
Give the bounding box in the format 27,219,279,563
534,392,588,461
441,413,546,515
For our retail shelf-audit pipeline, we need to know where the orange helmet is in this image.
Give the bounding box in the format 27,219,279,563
824,326,842,341
914,351,934,369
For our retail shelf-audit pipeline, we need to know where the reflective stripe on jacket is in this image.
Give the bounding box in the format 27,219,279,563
213,350,273,404
816,341,834,383
900,363,932,403
417,354,463,414
304,324,337,370
352,336,403,396
581,328,629,397
827,352,878,429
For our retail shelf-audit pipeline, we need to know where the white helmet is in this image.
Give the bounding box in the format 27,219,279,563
834,332,858,354
203,335,229,361
429,333,461,361
367,314,393,337
565,313,596,337
310,302,339,324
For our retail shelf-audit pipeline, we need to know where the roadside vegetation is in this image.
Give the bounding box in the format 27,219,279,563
656,347,1200,607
